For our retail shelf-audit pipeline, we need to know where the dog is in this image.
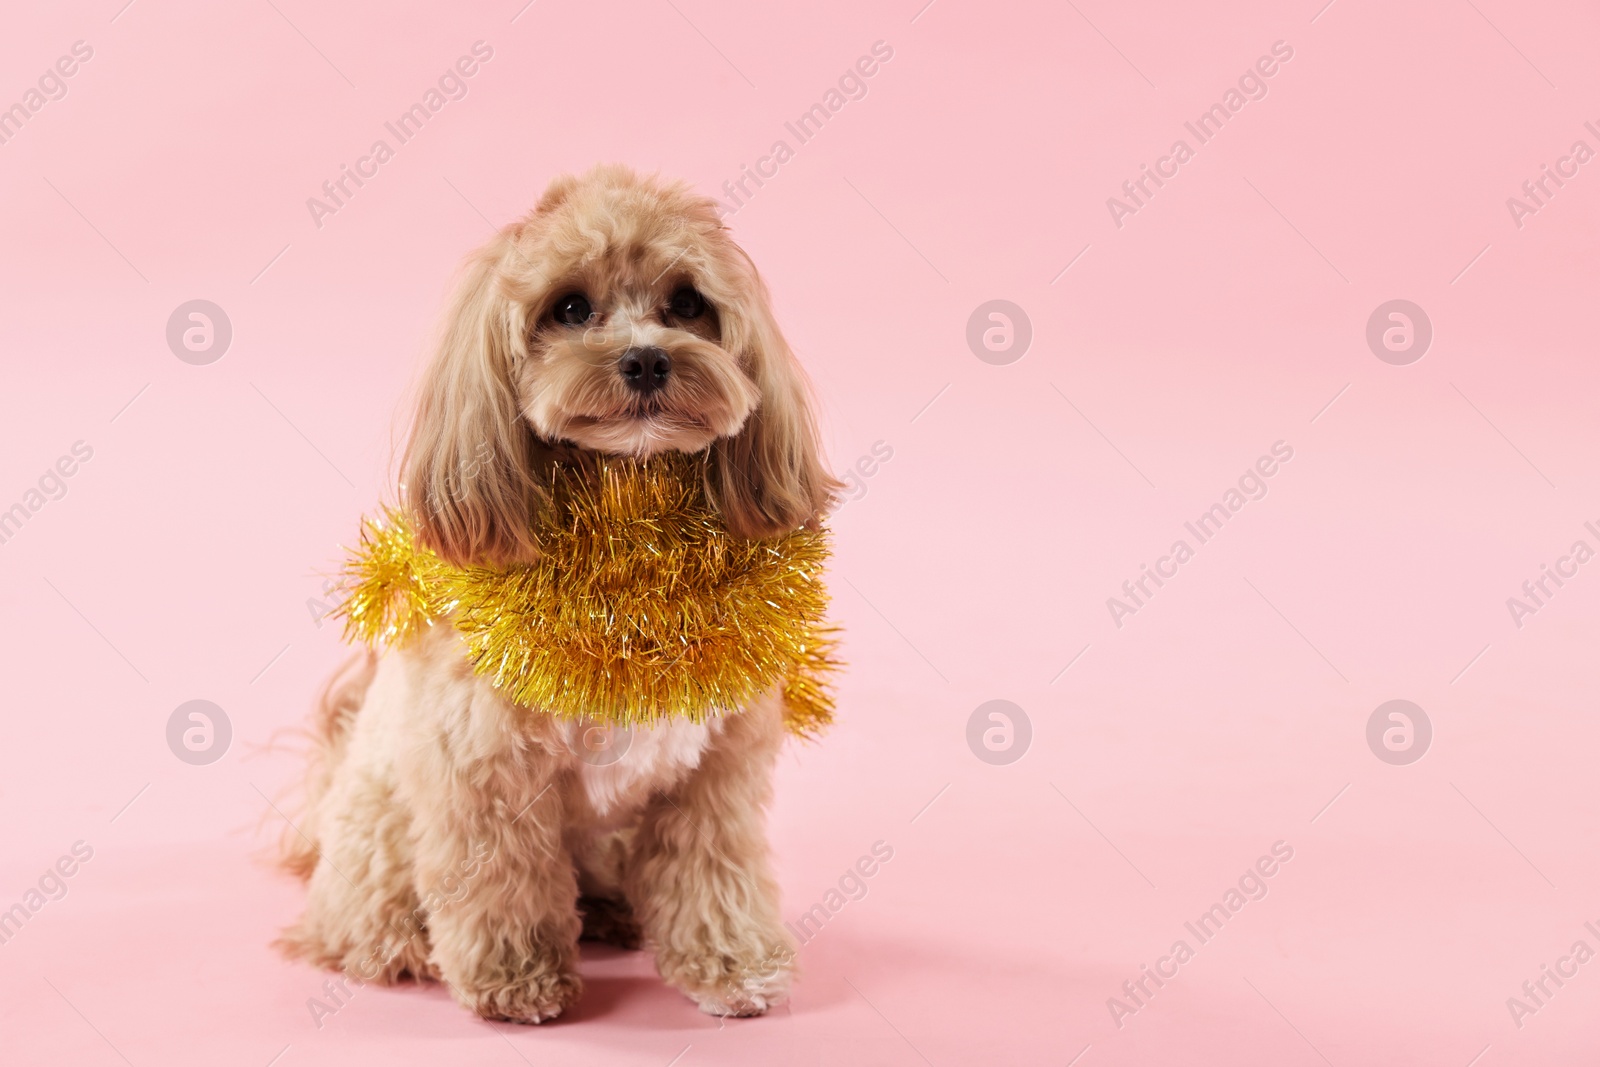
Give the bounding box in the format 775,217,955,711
278,165,838,1023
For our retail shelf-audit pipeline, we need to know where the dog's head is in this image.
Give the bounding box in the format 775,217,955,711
401,165,838,565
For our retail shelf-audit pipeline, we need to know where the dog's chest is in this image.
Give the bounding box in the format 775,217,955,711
560,715,722,822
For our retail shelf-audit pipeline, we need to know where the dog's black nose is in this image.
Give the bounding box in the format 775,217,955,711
619,346,671,395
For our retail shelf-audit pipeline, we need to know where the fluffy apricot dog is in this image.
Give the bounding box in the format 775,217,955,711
278,165,837,1022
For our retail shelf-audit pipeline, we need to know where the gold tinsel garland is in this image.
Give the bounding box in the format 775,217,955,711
332,454,837,737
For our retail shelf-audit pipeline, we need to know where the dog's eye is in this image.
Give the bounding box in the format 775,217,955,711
668,287,705,320
552,293,593,326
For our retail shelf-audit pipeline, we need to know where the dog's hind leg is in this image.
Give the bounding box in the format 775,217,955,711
277,658,435,984
276,761,436,984
278,650,375,881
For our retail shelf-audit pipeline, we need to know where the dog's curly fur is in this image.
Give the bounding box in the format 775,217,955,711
278,165,838,1022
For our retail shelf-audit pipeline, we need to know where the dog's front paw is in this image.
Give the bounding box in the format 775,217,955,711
452,968,582,1025
658,944,795,1017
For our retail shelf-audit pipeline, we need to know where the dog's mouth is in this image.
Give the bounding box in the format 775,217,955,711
568,403,709,431
552,408,719,459
625,399,664,421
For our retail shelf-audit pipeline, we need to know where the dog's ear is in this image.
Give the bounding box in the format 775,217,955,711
707,255,840,538
401,233,546,566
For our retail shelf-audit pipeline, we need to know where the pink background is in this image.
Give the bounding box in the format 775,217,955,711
3,0,1599,1063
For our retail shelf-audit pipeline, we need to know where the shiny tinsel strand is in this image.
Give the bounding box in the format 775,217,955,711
332,453,837,735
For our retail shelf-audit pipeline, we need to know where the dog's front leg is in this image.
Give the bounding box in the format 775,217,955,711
626,691,796,1016
407,738,582,1024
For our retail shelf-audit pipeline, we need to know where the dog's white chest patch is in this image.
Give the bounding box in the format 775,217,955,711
562,715,723,819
